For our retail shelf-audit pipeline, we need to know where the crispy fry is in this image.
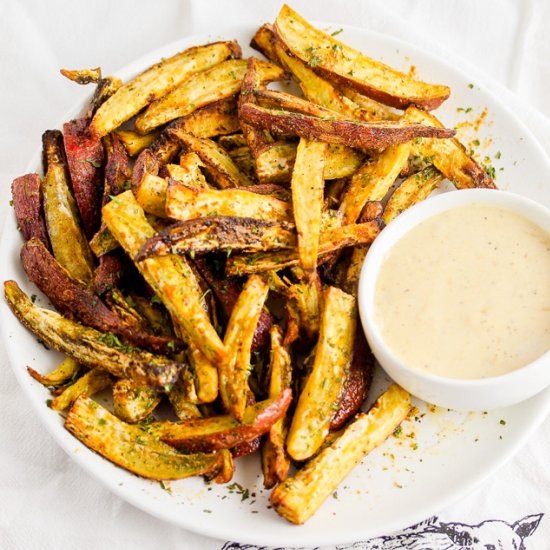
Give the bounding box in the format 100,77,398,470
65,396,224,480
291,139,326,275
220,275,271,420
225,220,383,276
115,130,159,157
150,389,292,451
168,379,203,419
94,250,126,295
134,173,170,217
287,287,356,460
274,5,450,110
261,325,292,488
165,182,292,222
339,142,411,224
286,273,321,339
405,106,496,189
51,369,112,411
60,67,101,84
187,342,219,404
11,173,49,246
21,238,181,354
102,191,227,364
271,384,411,524
167,131,254,188
250,23,279,62
42,132,95,285
90,41,240,137
5,281,183,389
136,217,296,260
27,357,81,387
333,81,400,120
112,378,161,423
239,103,454,151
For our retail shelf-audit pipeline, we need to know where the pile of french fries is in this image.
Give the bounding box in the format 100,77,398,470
6,4,495,524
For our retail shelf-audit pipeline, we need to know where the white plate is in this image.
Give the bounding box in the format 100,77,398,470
2,22,550,548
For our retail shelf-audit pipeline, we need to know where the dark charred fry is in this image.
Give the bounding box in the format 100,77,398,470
21,238,181,355
4,281,183,389
136,217,296,261
103,133,132,197
89,76,123,117
11,174,49,246
149,389,292,451
63,117,104,237
94,250,126,295
239,103,455,151
330,327,374,430
225,220,383,276
65,396,225,480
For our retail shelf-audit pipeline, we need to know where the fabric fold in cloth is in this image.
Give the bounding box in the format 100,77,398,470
0,1,548,549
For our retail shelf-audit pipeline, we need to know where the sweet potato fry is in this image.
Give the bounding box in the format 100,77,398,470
286,287,356,460
90,41,240,137
291,138,326,276
274,5,450,110
94,250,126,295
4,281,183,389
149,389,292,451
65,396,224,480
21,238,181,354
11,174,49,246
271,384,411,524
225,220,383,276
239,103,454,151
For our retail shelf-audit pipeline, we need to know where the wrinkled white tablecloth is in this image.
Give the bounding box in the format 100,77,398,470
1,1,549,549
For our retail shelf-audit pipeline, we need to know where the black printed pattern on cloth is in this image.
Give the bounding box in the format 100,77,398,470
220,512,543,550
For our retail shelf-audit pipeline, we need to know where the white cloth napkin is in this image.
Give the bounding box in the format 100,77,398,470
1,1,549,549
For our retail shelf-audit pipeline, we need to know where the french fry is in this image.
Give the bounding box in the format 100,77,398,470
150,389,292,451
384,165,444,224
50,369,112,411
250,23,279,62
60,67,101,85
27,356,81,387
165,182,293,223
90,41,240,137
168,379,203,419
134,173,170,217
112,378,161,423
405,106,496,189
187,342,219,404
220,275,271,420
274,4,450,110
291,138,326,276
136,217,296,260
271,384,411,524
286,273,321,339
115,129,159,157
286,286,356,461
239,103,454,151
102,191,227,365
225,221,383,276
339,142,411,224
167,131,254,188
65,396,225,480
4,281,183,390
333,81,400,120
89,226,120,257
41,131,95,285
261,325,292,488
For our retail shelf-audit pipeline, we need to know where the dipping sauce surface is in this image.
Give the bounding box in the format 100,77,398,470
374,203,550,379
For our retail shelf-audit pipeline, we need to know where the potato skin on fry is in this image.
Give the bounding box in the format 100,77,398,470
11,173,49,246
239,103,454,151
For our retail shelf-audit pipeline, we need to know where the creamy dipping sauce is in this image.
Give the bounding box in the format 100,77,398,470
374,203,550,379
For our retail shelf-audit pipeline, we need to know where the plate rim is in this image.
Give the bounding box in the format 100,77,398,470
2,20,550,547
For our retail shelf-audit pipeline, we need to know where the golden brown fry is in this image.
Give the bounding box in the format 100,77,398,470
134,173,169,217
286,287,356,460
90,41,240,137
261,325,292,488
114,130,159,157
286,273,321,339
271,384,411,524
112,378,161,423
102,191,228,365
27,357,81,387
65,396,224,480
274,5,450,110
384,165,444,224
220,275,270,420
226,220,383,276
339,142,411,224
187,342,219,404
334,82,400,120
168,375,203,417
291,139,326,276
165,182,293,222
51,369,112,411
60,67,101,84
405,106,496,189
250,23,279,62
